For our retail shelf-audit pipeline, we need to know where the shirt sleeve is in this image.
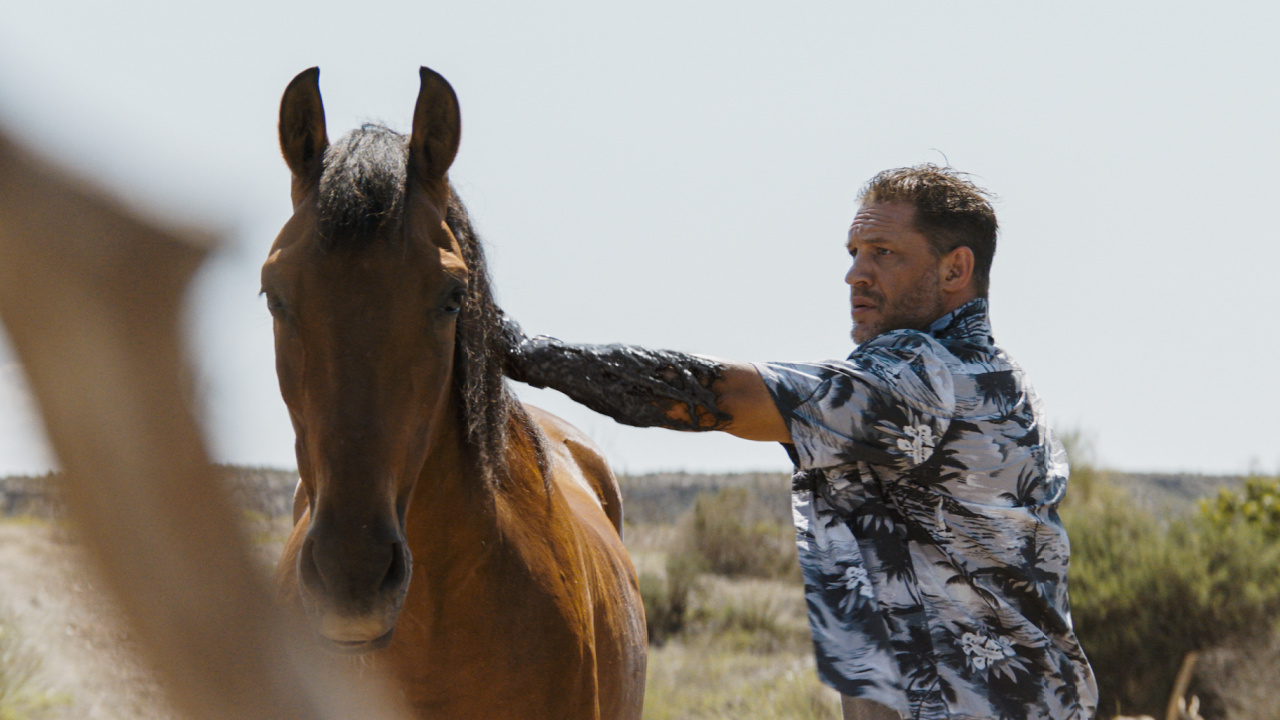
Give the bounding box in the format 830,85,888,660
753,331,956,472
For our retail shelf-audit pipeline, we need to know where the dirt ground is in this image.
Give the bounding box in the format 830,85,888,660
0,520,177,720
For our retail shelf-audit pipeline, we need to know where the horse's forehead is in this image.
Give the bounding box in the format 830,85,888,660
265,226,465,297
267,202,319,255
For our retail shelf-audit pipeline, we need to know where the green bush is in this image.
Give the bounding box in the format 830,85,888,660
679,487,797,579
1200,474,1280,540
640,552,703,646
1063,470,1280,717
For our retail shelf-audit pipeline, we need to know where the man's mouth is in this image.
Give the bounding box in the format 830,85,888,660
851,297,878,318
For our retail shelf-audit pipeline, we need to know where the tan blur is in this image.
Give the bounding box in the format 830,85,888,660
0,132,412,720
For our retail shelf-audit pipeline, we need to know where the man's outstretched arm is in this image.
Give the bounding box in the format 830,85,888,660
501,317,790,443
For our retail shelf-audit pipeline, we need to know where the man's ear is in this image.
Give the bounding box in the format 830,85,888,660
940,246,975,293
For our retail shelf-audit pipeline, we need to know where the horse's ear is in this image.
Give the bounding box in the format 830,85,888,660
408,67,461,184
279,67,329,182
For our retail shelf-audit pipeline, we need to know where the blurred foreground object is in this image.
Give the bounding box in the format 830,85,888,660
0,131,411,720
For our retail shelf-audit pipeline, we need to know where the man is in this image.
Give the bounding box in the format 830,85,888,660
502,165,1097,720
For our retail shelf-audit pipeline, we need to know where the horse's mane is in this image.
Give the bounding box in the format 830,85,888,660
315,124,546,489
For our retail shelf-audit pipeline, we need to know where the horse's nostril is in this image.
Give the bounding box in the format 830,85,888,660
298,536,327,595
380,541,410,595
299,533,409,605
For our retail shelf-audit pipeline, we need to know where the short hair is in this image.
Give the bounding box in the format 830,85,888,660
857,164,998,297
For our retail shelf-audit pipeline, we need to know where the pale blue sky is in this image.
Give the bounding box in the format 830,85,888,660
2,2,1278,475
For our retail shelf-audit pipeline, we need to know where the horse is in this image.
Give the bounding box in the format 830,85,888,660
266,67,647,719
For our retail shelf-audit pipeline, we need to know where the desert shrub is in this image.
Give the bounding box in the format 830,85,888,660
639,552,703,645
705,593,782,636
678,487,797,579
690,590,803,654
637,573,674,644
1200,474,1280,540
1063,469,1280,717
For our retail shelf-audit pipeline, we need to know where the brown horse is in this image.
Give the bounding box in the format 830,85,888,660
266,67,646,719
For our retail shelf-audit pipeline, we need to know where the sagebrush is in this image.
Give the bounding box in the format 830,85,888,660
639,552,701,646
1063,462,1280,717
1200,474,1280,540
677,487,797,579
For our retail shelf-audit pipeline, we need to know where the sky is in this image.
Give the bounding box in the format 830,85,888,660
1,2,1278,477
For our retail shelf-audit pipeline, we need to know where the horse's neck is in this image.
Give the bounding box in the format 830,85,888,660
405,403,564,582
402,398,540,559
403,399,484,539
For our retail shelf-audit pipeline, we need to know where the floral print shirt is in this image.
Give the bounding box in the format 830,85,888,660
754,299,1097,720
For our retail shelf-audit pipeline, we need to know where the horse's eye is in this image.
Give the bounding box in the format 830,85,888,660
442,288,465,315
264,288,294,319
264,292,287,318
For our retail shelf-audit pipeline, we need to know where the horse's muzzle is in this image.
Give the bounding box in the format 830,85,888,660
296,527,413,651
319,625,396,656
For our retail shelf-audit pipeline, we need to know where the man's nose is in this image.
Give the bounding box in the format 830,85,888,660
846,255,871,287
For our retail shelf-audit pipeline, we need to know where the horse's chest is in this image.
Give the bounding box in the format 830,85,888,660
384,555,599,715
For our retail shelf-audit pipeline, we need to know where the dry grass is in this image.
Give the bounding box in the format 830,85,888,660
0,604,69,720
0,609,39,719
27,467,1280,719
643,641,840,720
687,576,810,653
1187,639,1280,720
628,497,836,719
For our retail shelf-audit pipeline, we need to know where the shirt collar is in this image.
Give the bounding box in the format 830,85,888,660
927,298,993,345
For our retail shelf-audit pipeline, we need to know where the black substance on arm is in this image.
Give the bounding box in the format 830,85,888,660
502,318,731,431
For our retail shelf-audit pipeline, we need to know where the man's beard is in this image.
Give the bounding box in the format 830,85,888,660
851,271,946,345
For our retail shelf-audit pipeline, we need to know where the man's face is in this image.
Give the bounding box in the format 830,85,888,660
845,201,947,345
